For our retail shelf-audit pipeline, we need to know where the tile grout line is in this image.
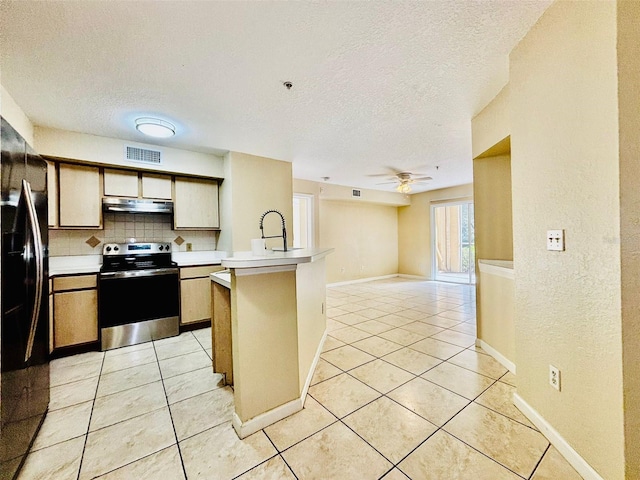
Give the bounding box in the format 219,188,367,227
155,332,195,480
74,350,106,480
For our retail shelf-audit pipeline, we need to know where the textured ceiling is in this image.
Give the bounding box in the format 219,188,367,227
0,1,551,193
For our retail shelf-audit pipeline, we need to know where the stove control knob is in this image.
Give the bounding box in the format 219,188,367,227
106,246,112,252
113,246,119,252
159,245,164,251
165,244,170,251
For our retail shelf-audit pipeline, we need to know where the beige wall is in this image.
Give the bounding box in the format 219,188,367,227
319,182,410,207
320,200,398,283
472,155,512,262
617,1,640,478
471,84,510,159
510,2,623,478
34,127,224,178
478,263,514,366
397,184,473,278
1,85,34,145
231,269,299,421
227,152,293,253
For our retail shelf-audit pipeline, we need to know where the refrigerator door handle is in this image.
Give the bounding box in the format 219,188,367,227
20,179,45,363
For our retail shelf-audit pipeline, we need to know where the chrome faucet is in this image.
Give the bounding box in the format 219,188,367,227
259,209,287,252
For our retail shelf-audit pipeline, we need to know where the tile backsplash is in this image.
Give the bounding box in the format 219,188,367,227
49,213,218,256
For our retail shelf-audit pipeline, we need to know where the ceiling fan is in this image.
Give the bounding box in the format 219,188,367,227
368,167,433,193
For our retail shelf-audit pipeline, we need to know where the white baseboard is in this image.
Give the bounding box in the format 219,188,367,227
327,274,398,287
300,329,327,400
477,339,516,374
232,330,328,439
513,393,604,480
398,274,430,280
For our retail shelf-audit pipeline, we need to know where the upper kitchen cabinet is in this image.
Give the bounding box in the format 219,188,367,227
103,168,138,197
174,177,219,229
141,173,172,200
58,163,102,228
104,169,172,200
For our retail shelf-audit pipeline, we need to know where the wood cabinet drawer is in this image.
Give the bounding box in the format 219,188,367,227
53,274,97,292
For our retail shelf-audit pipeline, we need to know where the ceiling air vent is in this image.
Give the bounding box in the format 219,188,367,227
125,145,162,165
352,189,361,198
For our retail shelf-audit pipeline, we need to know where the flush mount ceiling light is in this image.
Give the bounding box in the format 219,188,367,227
135,117,175,138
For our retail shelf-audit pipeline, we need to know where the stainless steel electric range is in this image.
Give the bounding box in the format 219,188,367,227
99,242,179,351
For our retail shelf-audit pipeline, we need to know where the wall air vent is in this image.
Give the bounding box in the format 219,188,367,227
352,189,361,198
125,145,162,165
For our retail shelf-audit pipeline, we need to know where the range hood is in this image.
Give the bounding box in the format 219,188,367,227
102,197,174,214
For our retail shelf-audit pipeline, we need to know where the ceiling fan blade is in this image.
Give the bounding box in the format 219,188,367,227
412,176,433,181
376,180,399,185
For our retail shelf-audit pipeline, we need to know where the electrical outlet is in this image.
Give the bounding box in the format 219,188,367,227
547,230,565,251
549,365,561,391
186,243,192,252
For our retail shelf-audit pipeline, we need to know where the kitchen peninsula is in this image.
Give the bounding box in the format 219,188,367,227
211,247,333,438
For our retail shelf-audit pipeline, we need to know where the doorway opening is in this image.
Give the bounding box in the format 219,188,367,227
292,194,314,249
431,201,475,284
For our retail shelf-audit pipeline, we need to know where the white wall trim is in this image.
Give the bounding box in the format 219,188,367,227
477,339,516,374
327,274,398,287
300,330,327,400
513,393,604,480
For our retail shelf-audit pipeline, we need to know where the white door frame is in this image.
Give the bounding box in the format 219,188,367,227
430,200,475,284
293,193,315,249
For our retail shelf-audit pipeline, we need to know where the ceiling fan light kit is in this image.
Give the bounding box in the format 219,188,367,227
397,182,412,193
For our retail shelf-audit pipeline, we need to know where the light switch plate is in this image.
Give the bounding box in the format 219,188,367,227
547,230,565,251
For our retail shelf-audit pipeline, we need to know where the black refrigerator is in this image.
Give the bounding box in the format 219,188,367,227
0,117,50,479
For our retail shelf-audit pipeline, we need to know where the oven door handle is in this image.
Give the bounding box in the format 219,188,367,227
100,268,179,279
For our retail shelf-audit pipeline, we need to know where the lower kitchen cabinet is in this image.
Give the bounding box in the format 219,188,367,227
180,265,225,325
52,274,98,349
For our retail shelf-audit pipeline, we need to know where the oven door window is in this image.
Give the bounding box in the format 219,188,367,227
99,272,179,328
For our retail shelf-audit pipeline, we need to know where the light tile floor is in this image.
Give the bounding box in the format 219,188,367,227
18,278,584,479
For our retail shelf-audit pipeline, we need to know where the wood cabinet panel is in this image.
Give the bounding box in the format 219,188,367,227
174,177,219,229
53,289,98,348
58,164,101,228
212,281,232,385
104,169,138,197
180,277,212,324
141,173,172,199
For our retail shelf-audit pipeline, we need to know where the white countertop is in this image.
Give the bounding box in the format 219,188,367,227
49,255,102,276
478,259,514,279
221,247,334,269
49,250,228,276
210,270,231,288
